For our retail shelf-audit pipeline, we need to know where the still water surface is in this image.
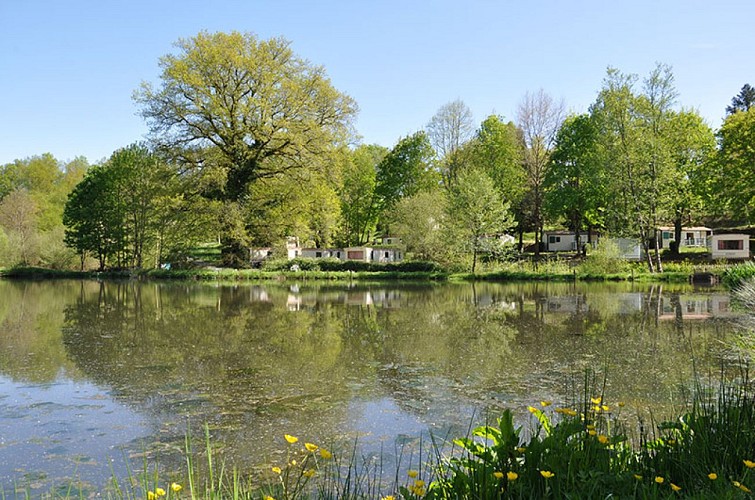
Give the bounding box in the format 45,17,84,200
0,279,745,492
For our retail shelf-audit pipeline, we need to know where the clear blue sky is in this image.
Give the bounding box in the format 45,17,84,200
1,0,752,165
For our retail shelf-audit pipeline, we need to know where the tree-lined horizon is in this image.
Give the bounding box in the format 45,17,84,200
0,31,751,273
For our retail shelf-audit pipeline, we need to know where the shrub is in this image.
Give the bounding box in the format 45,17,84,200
579,240,629,276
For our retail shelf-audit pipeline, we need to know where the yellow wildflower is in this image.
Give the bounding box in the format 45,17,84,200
304,442,318,452
272,466,282,474
147,492,156,500
618,401,625,407
586,424,596,430
597,434,609,444
744,459,755,468
588,429,597,436
493,471,504,479
284,434,298,444
708,473,717,480
540,470,554,479
407,469,418,478
667,439,676,446
170,483,182,493
516,447,526,453
320,448,333,459
670,483,681,492
593,405,603,412
633,474,642,480
382,496,396,500
591,396,602,405
734,481,752,493
290,460,297,466
601,404,610,411
507,471,518,481
411,485,426,496
527,406,538,414
655,476,664,484
414,480,425,487
264,496,275,500
303,468,315,478
540,400,552,407
155,488,166,497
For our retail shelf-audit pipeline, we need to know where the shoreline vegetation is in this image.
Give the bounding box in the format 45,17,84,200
9,369,755,499
1,260,751,287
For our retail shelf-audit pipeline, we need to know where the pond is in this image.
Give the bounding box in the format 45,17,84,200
0,279,746,494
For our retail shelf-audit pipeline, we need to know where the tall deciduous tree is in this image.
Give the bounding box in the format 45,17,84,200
427,99,475,188
591,64,680,272
134,31,357,261
545,113,605,254
337,145,386,246
712,107,755,224
445,168,513,273
664,110,715,253
0,188,40,266
63,164,127,270
373,132,438,227
470,115,526,249
517,89,565,260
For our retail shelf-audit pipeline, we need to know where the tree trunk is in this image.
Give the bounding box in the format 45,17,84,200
672,216,683,256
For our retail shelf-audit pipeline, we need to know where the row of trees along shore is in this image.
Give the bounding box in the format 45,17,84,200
1,31,753,273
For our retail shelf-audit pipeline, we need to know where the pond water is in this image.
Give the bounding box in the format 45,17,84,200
0,279,747,494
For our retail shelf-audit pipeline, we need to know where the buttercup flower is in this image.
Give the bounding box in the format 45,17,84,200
155,487,166,497
264,496,275,500
147,492,156,500
597,434,609,444
171,483,182,493
493,471,504,479
708,473,717,480
744,460,755,468
540,470,554,479
633,474,642,480
588,429,597,436
655,476,664,484
407,469,418,478
320,448,333,459
382,496,396,500
591,396,602,405
284,434,299,444
540,400,552,407
516,447,526,453
670,483,681,492
305,442,318,452
414,480,425,488
507,471,518,481
272,466,282,474
734,481,752,493
303,469,315,478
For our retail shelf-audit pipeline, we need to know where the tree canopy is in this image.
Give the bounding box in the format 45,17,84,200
134,31,358,202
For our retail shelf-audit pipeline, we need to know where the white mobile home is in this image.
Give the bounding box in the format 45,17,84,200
657,226,712,249
299,248,344,260
542,231,596,252
343,246,403,263
708,234,750,260
610,238,643,261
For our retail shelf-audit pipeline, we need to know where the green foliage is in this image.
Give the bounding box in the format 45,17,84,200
579,239,629,276
337,145,386,246
135,31,357,203
545,113,606,237
445,168,514,272
374,132,438,215
722,262,755,289
388,191,447,262
709,108,755,224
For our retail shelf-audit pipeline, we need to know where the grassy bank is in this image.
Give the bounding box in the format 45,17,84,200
0,261,738,284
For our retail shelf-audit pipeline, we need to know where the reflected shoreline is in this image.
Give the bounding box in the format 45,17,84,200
0,280,744,492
